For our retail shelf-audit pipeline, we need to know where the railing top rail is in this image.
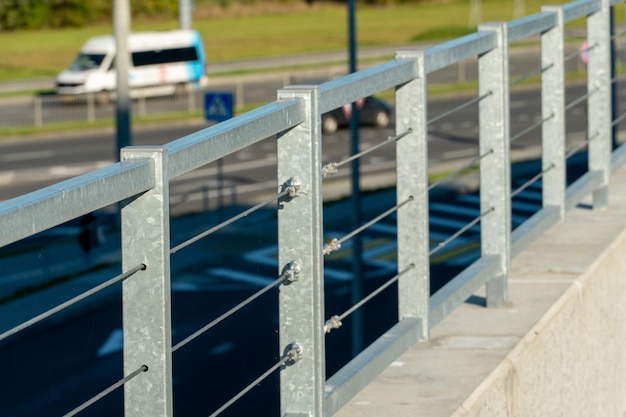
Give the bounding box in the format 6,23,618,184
0,159,155,248
165,99,304,180
563,0,600,22
507,11,557,42
319,59,418,112
424,31,496,73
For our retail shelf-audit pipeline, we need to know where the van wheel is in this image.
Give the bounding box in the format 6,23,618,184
174,83,187,97
374,110,390,129
96,91,111,105
59,95,76,105
322,115,338,134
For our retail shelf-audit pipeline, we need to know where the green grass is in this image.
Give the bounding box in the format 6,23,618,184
0,0,595,82
0,109,205,138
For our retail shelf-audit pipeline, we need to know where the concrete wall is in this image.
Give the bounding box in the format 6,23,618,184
334,166,626,417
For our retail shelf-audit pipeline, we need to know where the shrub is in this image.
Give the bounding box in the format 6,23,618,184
0,0,178,31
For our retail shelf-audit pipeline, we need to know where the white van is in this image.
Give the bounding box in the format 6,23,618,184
55,30,208,103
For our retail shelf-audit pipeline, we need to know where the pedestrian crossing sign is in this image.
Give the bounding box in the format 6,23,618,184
204,92,233,122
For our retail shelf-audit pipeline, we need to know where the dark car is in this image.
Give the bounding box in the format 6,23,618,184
322,96,391,134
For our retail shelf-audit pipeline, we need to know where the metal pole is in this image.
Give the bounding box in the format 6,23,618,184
587,0,611,209
277,86,325,417
395,50,430,339
478,22,511,307
121,147,173,417
610,6,617,150
513,0,525,19
179,0,192,30
469,0,482,26
348,0,363,358
114,0,131,158
541,5,566,220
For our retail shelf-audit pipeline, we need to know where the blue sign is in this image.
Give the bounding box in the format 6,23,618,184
204,92,233,122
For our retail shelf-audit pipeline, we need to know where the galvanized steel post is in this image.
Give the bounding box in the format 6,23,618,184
541,6,566,219
276,86,325,417
478,22,511,307
587,0,612,209
120,147,173,416
395,50,430,338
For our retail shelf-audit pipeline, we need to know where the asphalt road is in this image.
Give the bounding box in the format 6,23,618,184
0,41,592,129
0,84,592,213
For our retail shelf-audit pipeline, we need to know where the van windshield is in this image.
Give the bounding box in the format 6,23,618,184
69,53,106,71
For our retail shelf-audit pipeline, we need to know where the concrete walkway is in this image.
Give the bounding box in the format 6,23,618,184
334,168,626,415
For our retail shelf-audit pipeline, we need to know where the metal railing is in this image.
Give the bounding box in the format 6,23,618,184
1,0,626,415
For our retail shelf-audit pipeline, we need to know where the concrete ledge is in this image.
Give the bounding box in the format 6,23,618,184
334,165,626,417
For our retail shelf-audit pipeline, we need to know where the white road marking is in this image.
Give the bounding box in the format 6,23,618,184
171,282,200,292
97,328,123,357
2,150,54,161
48,160,111,177
368,156,388,164
236,150,255,160
570,107,584,116
207,267,274,287
211,342,235,356
0,171,16,185
442,148,477,160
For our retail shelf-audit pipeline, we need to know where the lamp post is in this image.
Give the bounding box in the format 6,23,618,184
348,0,364,357
179,0,192,30
469,0,481,26
114,0,131,158
610,6,617,149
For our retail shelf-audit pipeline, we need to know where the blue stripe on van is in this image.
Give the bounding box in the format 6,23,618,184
186,31,206,81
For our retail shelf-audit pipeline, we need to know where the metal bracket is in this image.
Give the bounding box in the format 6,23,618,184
321,162,338,178
322,238,341,255
323,315,342,334
281,178,306,199
282,342,303,367
282,261,301,284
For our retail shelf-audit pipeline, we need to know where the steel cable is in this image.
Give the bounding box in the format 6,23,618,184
427,91,492,126
322,129,411,178
173,266,298,352
510,63,554,87
323,264,415,334
612,111,626,128
171,182,302,254
565,135,594,161
63,365,148,417
0,263,146,343
511,164,556,199
564,42,597,63
611,29,626,41
208,344,301,417
429,207,494,256
611,72,626,85
510,114,554,145
565,88,596,113
323,196,414,256
428,149,493,191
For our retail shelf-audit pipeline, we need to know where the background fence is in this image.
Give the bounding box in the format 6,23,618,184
0,41,599,130
1,0,626,416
